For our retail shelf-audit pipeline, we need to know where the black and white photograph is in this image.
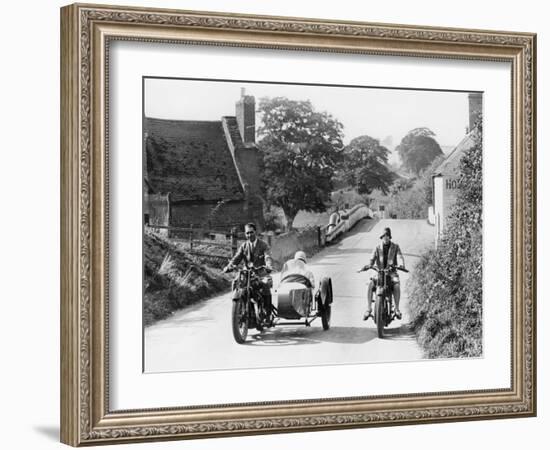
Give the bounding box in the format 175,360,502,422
142,78,483,373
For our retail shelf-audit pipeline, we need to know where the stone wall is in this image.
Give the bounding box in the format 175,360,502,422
233,146,264,227
264,227,322,269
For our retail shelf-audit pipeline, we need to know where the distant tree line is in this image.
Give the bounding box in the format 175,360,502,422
257,96,445,229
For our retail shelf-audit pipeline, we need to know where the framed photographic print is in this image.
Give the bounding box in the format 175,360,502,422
60,3,536,446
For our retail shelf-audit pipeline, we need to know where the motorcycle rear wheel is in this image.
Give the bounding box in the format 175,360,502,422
321,304,331,330
232,299,248,344
375,294,385,338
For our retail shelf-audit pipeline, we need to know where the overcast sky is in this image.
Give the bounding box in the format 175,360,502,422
144,77,471,152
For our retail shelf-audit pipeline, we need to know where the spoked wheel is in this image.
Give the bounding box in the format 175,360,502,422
375,294,385,338
231,298,248,344
319,277,333,330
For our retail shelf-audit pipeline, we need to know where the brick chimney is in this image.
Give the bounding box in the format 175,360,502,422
235,88,255,146
468,92,483,132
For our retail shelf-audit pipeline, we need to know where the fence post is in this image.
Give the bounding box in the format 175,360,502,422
189,224,194,250
231,227,238,256
165,193,172,238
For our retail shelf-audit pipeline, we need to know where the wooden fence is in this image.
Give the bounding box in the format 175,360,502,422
145,224,243,261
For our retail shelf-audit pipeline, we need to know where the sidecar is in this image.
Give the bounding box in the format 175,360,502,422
273,274,333,330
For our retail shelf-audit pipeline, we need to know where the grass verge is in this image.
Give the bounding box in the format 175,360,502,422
144,229,231,326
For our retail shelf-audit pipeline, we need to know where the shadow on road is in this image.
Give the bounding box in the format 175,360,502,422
245,326,378,346
382,322,417,341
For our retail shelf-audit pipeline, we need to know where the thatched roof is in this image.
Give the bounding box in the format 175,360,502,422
145,117,245,202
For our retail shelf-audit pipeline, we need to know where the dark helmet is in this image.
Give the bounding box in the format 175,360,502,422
379,227,392,239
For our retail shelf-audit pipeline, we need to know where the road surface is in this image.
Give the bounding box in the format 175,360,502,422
145,219,434,373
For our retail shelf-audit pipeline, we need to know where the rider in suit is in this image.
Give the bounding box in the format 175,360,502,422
224,223,274,312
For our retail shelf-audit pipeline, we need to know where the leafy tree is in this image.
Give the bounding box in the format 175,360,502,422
389,177,414,197
341,135,396,195
262,207,284,232
396,127,444,175
257,97,344,230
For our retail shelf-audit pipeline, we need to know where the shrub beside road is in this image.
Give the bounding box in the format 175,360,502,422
407,125,483,358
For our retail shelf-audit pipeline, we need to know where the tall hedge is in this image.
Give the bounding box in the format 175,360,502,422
408,123,482,358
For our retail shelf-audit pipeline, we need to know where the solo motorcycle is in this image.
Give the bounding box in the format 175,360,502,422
358,265,408,338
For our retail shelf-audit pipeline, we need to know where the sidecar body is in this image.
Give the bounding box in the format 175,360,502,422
273,274,333,329
276,281,313,319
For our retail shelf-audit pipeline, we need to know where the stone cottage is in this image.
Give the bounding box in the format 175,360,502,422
144,89,264,231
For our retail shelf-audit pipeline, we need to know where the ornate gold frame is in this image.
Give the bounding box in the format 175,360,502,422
60,3,536,446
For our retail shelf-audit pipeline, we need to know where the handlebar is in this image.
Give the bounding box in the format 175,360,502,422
357,266,408,273
223,264,272,274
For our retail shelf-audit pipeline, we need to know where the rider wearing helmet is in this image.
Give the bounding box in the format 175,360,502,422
361,227,406,320
280,251,315,289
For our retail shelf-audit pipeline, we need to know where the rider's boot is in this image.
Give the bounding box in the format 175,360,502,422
264,297,274,327
363,308,373,321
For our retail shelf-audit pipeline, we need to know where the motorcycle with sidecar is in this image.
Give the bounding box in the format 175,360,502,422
225,263,333,344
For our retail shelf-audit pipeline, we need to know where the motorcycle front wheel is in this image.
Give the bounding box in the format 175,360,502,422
375,294,385,338
319,277,333,330
231,299,248,344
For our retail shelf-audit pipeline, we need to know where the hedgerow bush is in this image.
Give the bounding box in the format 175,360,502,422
408,123,482,358
386,181,430,219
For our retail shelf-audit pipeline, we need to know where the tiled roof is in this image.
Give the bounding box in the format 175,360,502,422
433,133,476,176
145,118,244,202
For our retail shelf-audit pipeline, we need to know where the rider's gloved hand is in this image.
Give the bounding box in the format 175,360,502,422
265,266,273,274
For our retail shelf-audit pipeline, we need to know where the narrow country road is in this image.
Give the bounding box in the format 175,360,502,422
144,219,434,373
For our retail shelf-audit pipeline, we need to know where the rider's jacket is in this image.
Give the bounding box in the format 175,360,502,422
280,259,315,288
369,242,405,270
229,238,273,270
